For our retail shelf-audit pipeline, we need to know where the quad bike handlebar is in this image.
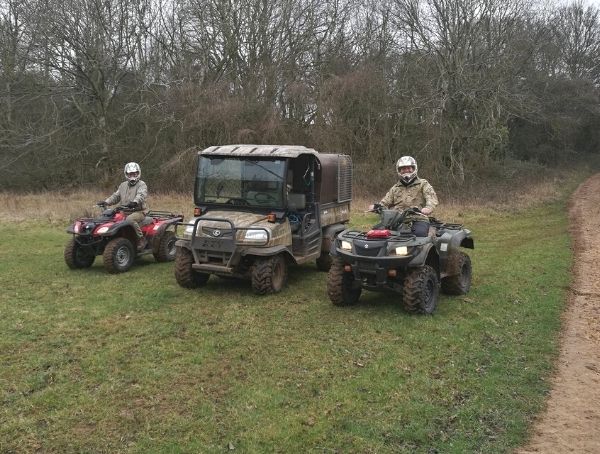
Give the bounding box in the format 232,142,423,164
367,204,422,215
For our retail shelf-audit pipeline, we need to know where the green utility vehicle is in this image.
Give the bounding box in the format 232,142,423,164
175,144,352,294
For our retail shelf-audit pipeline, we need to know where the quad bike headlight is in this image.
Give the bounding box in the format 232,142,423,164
394,246,409,256
341,240,352,251
96,226,110,234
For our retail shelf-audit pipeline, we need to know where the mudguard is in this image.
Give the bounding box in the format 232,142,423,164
321,223,347,252
407,241,437,268
242,245,295,262
437,229,474,272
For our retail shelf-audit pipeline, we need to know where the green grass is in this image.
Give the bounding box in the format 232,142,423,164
0,200,571,453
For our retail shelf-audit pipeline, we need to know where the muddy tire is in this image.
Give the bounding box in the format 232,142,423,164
441,252,472,295
403,265,439,314
327,259,361,306
251,255,287,295
154,231,177,262
64,238,95,269
174,247,209,288
316,251,333,272
103,237,135,274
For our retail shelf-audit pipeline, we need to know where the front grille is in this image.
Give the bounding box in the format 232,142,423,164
354,245,382,257
201,227,233,237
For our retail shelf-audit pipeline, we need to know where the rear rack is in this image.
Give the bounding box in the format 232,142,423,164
430,218,464,230
147,210,182,219
343,230,415,242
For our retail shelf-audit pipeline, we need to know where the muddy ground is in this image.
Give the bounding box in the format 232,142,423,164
518,174,600,453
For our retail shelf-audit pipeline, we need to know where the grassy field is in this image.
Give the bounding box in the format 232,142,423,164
0,182,577,453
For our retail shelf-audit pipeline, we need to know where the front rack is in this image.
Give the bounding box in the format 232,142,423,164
342,230,416,242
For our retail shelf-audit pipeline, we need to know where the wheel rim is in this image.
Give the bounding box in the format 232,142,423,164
423,277,436,312
116,245,131,267
459,261,471,289
272,260,284,289
167,237,177,258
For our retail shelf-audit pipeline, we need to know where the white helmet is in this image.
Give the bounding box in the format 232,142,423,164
396,156,418,185
124,162,141,185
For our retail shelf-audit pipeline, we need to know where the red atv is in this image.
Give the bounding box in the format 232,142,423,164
64,204,184,273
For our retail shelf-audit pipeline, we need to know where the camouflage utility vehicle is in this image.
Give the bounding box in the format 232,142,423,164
175,144,352,294
327,207,474,314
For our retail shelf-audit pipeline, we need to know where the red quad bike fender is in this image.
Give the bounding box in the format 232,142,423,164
143,217,183,249
96,220,139,245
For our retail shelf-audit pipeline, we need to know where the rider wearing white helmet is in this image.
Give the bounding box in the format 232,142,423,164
371,156,438,237
98,162,149,250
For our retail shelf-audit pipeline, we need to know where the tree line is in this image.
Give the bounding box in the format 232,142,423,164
1,0,599,192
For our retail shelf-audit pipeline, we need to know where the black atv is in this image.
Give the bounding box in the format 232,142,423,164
327,207,474,314
65,204,183,273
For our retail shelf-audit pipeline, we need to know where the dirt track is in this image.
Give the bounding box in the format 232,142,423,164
518,174,600,453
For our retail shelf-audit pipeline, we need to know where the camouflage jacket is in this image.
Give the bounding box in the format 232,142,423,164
105,180,148,211
380,178,438,220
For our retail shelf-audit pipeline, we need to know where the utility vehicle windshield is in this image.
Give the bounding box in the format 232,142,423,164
195,156,286,208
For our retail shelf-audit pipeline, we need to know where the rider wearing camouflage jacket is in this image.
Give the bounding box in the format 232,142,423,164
379,177,438,220
377,156,438,234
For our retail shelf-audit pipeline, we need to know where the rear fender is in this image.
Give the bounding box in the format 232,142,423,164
438,230,474,272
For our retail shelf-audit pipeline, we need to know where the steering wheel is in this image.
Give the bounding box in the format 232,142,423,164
226,198,249,206
254,192,276,203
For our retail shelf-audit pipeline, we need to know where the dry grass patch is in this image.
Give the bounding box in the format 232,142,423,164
0,168,588,226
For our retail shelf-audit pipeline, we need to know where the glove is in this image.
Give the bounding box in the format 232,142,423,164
126,201,138,209
97,201,107,207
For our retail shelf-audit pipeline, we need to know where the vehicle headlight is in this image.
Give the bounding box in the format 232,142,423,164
96,226,110,234
245,229,268,242
394,246,408,256
341,240,352,250
182,218,199,238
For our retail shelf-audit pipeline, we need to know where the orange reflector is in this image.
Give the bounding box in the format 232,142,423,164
193,207,202,216
267,213,276,222
344,265,352,272
388,269,397,277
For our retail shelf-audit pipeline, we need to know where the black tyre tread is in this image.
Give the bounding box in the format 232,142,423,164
403,265,440,314
103,237,135,274
316,252,333,272
64,238,95,269
154,231,177,262
441,252,472,295
327,259,361,306
174,247,209,288
251,255,287,295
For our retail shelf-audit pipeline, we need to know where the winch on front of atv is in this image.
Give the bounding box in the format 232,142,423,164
64,204,183,273
327,206,474,314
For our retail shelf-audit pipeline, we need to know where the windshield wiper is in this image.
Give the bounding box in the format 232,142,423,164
247,160,284,181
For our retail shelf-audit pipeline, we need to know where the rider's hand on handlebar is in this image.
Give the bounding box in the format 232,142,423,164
97,201,107,207
367,203,383,213
126,201,138,209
